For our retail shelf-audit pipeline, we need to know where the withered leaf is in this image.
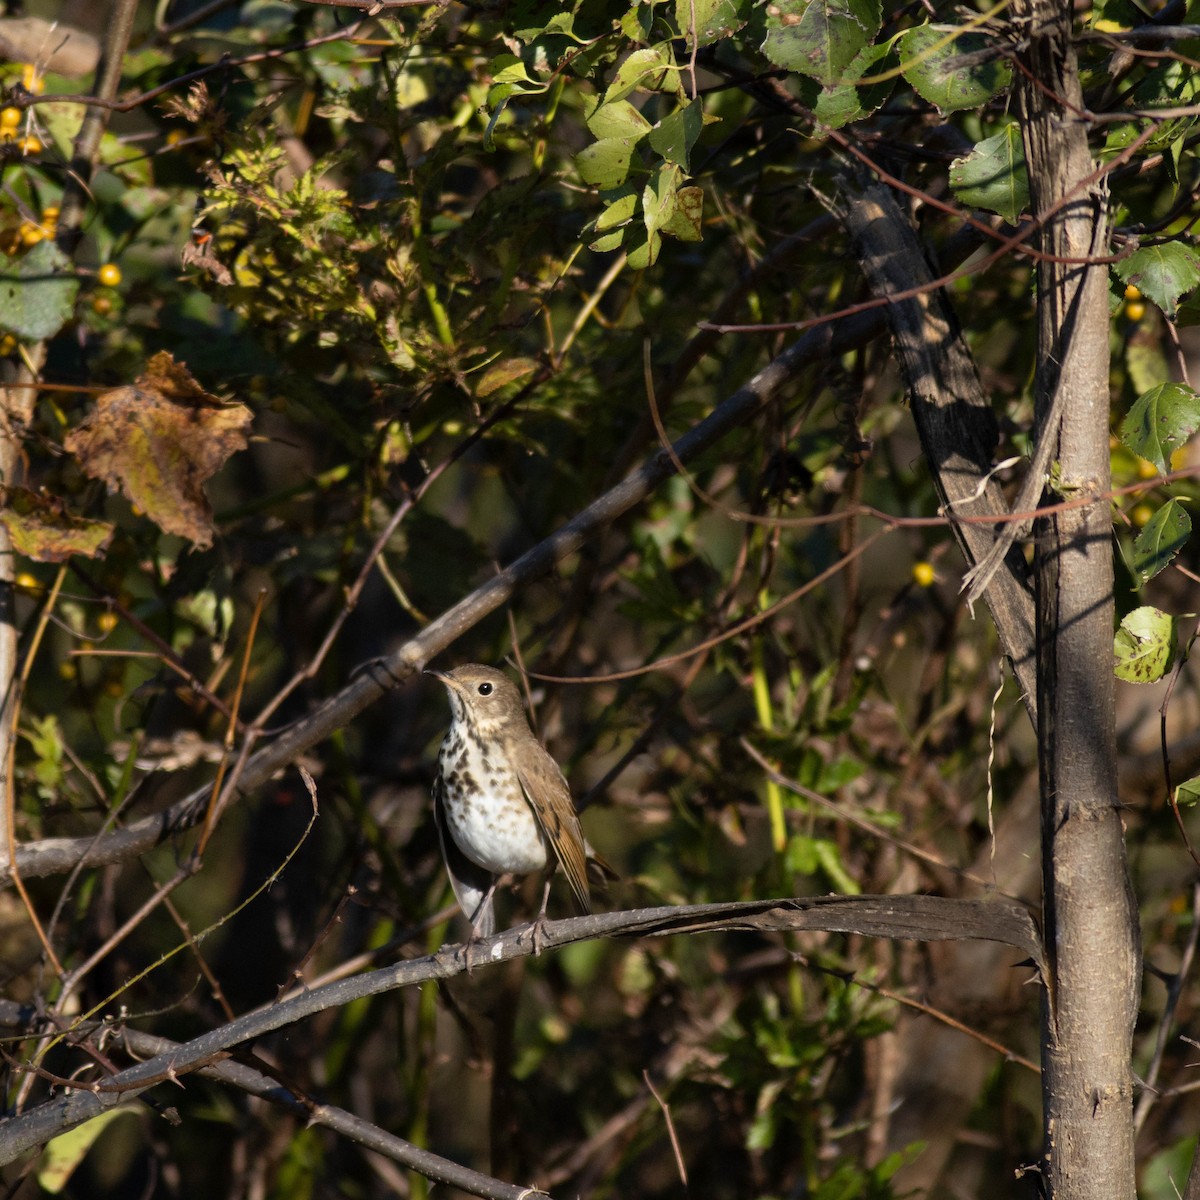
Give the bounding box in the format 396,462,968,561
0,487,113,562
64,352,252,549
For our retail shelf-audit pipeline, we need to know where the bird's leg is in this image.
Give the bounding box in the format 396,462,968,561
463,881,498,974
528,874,554,957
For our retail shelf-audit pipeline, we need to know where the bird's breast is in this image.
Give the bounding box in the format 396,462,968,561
437,732,549,876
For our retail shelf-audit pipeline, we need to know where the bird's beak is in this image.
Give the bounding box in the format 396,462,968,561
425,668,457,692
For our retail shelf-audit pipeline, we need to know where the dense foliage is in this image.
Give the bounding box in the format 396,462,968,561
1,0,1199,1196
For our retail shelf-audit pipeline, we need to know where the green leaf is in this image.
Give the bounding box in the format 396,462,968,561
648,99,704,170
643,165,681,238
1115,243,1200,319
1131,499,1190,585
586,98,652,140
762,0,882,86
676,0,749,47
1119,382,1200,472
1175,775,1200,807
604,44,682,104
594,186,639,233
489,53,537,87
626,227,663,269
1104,59,1200,158
38,1109,139,1194
1114,605,1176,684
897,24,1011,113
589,228,627,253
26,714,64,792
0,240,80,340
949,124,1029,223
576,137,636,188
808,36,898,128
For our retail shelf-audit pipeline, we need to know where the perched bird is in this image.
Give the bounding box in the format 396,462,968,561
427,664,595,946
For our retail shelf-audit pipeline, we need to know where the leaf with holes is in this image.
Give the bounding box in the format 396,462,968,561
676,0,748,47
1119,382,1200,472
0,239,80,340
807,36,898,128
898,24,1011,113
949,124,1029,223
1131,499,1190,585
1115,243,1200,319
762,0,882,87
64,352,252,549
1114,605,1176,684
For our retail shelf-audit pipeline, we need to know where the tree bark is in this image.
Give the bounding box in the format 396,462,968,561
1015,2,1141,1195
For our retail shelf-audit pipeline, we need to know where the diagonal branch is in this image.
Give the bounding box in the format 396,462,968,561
838,183,1038,721
3,308,885,887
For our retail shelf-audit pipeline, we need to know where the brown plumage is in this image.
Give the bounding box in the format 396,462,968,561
428,664,594,940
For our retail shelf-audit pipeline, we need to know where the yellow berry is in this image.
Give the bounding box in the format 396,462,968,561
0,333,16,356
91,294,113,316
165,129,186,147
97,263,121,287
1124,283,1141,301
1130,504,1154,528
103,678,124,698
17,135,42,155
0,107,20,129
1136,458,1159,480
14,572,38,590
19,223,44,247
1125,300,1146,322
20,66,44,95
912,561,936,588
97,610,119,634
58,661,77,681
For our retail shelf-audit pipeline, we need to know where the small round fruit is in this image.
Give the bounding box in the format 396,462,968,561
20,66,45,95
912,561,936,588
1137,458,1159,480
14,572,38,590
0,107,20,129
0,333,17,356
1130,504,1154,528
18,135,42,155
1123,283,1141,301
97,262,121,287
19,223,44,247
1125,300,1146,322
91,294,113,316
97,610,119,634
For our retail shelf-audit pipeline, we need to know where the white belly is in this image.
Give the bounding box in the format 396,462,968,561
440,736,549,876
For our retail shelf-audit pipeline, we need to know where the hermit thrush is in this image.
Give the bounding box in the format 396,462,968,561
427,664,593,945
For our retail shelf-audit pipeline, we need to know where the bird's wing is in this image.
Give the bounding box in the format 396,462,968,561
515,741,591,914
433,777,496,936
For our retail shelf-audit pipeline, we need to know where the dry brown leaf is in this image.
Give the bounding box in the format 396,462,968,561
64,352,252,549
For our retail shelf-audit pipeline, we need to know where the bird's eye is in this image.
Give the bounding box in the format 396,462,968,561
477,682,493,696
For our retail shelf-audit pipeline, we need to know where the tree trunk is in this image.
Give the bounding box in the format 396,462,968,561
1015,1,1141,1195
